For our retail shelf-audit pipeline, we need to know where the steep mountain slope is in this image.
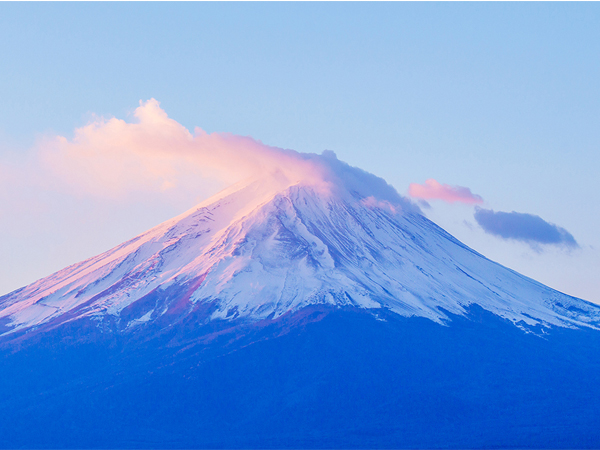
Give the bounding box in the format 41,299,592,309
1,170,599,341
1,154,600,449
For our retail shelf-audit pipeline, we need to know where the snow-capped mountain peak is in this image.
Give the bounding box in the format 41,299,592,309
2,161,599,338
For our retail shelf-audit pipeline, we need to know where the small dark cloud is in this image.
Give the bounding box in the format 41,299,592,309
417,199,431,209
474,207,578,249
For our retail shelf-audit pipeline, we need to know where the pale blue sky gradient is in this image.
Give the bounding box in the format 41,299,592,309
1,3,599,302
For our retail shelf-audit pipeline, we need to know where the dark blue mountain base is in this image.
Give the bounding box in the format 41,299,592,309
1,306,599,449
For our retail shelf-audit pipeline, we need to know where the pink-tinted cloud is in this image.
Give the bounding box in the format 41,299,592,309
360,196,398,214
0,99,424,297
36,99,332,200
408,179,483,204
2,99,420,218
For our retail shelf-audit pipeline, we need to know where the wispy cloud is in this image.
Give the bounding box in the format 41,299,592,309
474,207,578,249
408,179,483,204
1,99,418,212
0,99,424,296
35,99,330,200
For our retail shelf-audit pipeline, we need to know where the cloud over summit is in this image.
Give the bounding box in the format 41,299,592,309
4,99,418,213
38,99,330,199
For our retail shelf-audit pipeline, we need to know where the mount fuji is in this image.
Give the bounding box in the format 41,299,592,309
1,151,599,448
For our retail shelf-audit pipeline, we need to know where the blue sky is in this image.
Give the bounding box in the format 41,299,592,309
1,2,599,303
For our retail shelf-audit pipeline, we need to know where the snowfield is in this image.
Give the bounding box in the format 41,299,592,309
2,165,600,337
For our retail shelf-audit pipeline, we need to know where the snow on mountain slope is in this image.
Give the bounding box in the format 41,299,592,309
1,159,599,338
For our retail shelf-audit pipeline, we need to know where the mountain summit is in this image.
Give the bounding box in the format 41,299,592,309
2,155,598,339
1,153,600,449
